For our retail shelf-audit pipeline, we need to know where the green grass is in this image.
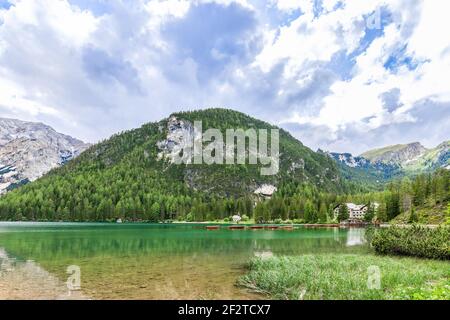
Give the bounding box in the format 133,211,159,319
390,201,447,225
238,254,450,300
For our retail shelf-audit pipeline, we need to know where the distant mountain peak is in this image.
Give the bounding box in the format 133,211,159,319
329,140,449,183
0,117,90,194
360,142,427,165
329,152,369,168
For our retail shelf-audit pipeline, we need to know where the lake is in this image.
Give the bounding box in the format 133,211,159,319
0,222,369,299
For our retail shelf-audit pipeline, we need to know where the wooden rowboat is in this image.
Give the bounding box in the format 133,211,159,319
228,225,245,230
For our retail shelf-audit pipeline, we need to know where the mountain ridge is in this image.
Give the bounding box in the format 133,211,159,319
0,108,355,221
329,141,449,185
0,117,90,194
360,142,427,165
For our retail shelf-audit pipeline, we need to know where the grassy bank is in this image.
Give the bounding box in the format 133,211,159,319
371,225,450,260
390,201,448,225
238,254,450,300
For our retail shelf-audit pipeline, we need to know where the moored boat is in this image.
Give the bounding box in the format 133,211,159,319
228,225,245,230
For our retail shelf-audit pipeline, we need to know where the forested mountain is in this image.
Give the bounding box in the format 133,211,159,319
0,109,360,222
0,118,90,194
325,151,401,187
0,109,447,224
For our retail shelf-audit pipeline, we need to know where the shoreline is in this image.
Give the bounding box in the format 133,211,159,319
0,220,369,225
0,220,375,229
1,220,443,228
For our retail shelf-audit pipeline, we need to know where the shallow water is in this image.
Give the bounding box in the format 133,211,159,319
0,222,369,299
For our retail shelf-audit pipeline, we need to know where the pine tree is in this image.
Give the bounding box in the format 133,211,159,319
150,202,161,221
376,202,387,222
408,205,418,223
386,192,400,220
262,201,271,222
337,204,349,222
253,202,265,223
304,201,317,223
364,202,375,223
280,199,288,220
318,202,327,223
446,203,450,225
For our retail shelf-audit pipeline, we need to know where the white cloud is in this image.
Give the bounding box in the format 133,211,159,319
274,0,312,13
4,0,97,46
254,0,383,76
0,77,61,117
0,0,100,130
0,0,448,154
145,0,191,30
278,0,450,150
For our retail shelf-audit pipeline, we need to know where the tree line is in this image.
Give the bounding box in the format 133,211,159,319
0,167,447,223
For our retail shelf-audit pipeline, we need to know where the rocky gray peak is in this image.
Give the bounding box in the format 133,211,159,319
328,141,448,181
361,142,428,166
0,118,55,145
0,117,90,194
157,116,200,163
389,142,427,165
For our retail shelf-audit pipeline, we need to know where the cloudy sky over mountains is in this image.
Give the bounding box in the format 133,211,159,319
0,0,449,154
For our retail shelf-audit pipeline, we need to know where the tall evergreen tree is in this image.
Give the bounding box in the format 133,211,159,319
337,204,349,222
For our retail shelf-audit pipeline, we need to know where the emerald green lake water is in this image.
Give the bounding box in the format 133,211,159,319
0,222,369,299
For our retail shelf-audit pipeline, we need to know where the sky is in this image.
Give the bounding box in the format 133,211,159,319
0,0,449,155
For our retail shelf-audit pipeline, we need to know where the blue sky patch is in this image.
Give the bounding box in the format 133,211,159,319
353,7,392,56
384,45,419,72
327,50,356,81
0,0,12,10
69,0,112,16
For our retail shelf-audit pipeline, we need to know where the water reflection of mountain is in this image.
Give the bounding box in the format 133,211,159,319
346,228,367,247
0,248,86,299
0,226,369,263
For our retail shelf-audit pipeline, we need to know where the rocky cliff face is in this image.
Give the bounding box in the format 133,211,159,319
156,116,199,163
0,118,90,194
153,110,343,195
402,141,450,171
329,152,369,168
